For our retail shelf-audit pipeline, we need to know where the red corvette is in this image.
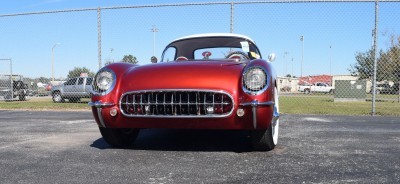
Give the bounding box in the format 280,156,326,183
89,33,280,151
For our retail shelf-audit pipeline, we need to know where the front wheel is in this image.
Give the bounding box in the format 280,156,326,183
251,87,280,151
52,91,64,103
4,92,12,101
18,90,26,101
99,127,140,148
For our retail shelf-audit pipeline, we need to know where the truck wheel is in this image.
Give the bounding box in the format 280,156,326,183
18,90,26,101
99,127,140,148
250,87,280,151
4,92,12,101
304,88,310,94
329,89,334,94
52,91,64,103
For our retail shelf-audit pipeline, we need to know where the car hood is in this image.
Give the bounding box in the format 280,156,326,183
120,60,245,92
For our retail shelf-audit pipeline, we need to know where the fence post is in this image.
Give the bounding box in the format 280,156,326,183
371,0,379,116
230,0,234,33
97,7,102,70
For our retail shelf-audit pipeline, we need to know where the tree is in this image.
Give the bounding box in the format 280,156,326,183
349,35,400,83
37,77,50,84
377,36,400,82
349,49,376,80
104,60,113,66
122,55,139,64
67,67,95,79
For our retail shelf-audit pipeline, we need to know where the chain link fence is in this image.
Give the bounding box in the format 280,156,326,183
0,0,399,115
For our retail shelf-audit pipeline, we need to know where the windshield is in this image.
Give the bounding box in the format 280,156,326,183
161,36,261,62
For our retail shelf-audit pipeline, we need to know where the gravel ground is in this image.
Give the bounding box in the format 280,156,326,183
0,110,399,183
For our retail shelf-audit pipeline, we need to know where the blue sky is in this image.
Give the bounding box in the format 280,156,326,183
0,0,399,79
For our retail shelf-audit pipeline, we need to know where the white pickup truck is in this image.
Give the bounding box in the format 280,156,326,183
298,82,334,94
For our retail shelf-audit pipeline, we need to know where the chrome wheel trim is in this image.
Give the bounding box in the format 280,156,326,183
53,93,62,102
272,87,280,145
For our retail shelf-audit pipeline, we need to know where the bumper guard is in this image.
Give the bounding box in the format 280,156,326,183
88,101,115,128
240,100,279,129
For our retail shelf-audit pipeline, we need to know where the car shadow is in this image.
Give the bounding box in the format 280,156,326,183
90,129,254,153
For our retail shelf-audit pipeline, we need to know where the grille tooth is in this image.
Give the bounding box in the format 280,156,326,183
120,90,234,117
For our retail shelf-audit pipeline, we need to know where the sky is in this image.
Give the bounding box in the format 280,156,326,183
0,0,400,79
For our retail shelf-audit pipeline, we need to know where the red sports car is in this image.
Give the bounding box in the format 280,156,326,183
89,33,280,151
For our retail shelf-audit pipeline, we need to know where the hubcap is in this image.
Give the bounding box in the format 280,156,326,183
54,94,61,102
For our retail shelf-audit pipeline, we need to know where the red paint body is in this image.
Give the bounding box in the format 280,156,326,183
90,34,277,130
91,59,276,130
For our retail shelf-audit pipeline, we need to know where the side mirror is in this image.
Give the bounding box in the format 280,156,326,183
268,53,276,62
151,56,158,63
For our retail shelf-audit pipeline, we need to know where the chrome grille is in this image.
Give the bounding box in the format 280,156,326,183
120,90,234,117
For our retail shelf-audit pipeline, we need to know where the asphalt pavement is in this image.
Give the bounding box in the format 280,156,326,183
0,110,399,183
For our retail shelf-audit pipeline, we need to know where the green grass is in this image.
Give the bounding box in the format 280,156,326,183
0,97,91,111
280,96,400,116
1,96,399,116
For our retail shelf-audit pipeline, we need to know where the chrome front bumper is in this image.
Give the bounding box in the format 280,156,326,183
88,101,115,127
89,100,280,129
240,100,279,129
88,101,115,108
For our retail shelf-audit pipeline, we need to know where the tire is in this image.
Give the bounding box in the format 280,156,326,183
99,127,140,148
4,92,12,102
329,89,334,94
304,88,310,94
52,91,64,103
251,87,280,151
18,90,26,101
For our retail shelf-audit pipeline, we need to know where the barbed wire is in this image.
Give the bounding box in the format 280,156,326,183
1,0,399,18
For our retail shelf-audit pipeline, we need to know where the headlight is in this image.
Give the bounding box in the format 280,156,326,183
93,69,116,95
243,66,268,95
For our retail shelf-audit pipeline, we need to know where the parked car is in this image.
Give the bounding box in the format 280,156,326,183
89,33,280,151
370,83,399,94
392,83,400,94
51,76,93,103
298,82,334,94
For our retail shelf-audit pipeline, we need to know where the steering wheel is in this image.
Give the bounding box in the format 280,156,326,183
225,51,250,60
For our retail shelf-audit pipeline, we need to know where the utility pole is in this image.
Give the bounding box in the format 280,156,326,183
97,7,102,69
151,25,159,56
329,45,332,76
291,58,294,78
300,35,304,77
283,51,288,76
230,0,234,33
51,43,60,82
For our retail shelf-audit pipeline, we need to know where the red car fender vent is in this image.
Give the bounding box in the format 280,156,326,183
119,90,234,118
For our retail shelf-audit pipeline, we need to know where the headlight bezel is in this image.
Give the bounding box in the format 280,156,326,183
92,68,116,96
242,66,269,95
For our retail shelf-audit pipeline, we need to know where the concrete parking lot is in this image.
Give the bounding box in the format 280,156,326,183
0,110,399,183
